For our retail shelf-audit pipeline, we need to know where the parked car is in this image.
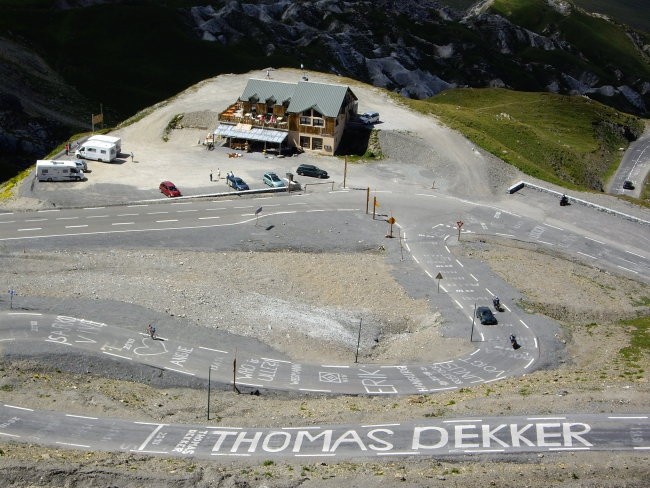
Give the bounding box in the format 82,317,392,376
476,306,498,325
359,111,380,124
623,180,635,190
159,181,181,197
263,172,286,188
226,173,249,191
296,164,328,179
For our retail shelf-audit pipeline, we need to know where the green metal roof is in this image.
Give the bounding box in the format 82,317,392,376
240,79,295,105
288,80,354,118
239,79,356,118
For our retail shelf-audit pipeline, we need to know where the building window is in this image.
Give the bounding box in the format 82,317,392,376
300,136,310,148
312,138,323,150
313,118,324,127
300,116,311,125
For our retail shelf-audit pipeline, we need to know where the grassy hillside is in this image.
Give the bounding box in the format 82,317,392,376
489,0,650,86
402,88,644,192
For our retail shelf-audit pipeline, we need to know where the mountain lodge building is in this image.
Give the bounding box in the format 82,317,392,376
214,79,359,155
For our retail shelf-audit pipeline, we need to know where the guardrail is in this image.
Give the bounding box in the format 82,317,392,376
508,181,650,226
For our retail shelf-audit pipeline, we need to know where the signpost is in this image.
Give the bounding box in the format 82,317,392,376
435,272,443,293
386,216,396,238
255,206,263,226
8,289,16,309
456,220,464,241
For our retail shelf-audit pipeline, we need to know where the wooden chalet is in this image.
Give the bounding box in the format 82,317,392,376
214,79,358,155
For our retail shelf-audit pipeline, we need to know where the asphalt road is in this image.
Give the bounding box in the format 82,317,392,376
608,128,650,197
1,160,649,459
0,404,647,460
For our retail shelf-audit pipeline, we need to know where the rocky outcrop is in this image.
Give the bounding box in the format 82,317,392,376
187,0,649,113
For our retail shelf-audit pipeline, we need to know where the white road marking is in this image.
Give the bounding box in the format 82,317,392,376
66,414,98,420
117,213,139,217
37,209,59,213
470,273,478,282
294,453,336,457
147,211,169,215
112,222,134,226
261,357,291,363
287,202,308,206
321,365,349,368
0,220,16,224
165,367,195,376
577,251,597,259
455,259,464,267
485,288,494,296
0,338,15,342
4,405,34,411
362,423,400,428
584,236,604,244
65,225,88,229
440,285,448,293
454,299,463,309
103,351,132,360
198,216,220,220
176,209,198,213
425,270,432,278
495,233,515,237
444,419,482,423
415,194,437,198
0,432,19,438
503,303,511,312
538,240,554,245
445,246,450,253
470,349,480,356
524,358,535,369
534,337,538,349
617,265,638,274
299,388,332,393
155,219,178,223
519,319,529,329
136,424,165,451
86,215,109,218
127,204,148,208
608,416,648,419
83,207,105,210
236,382,263,388
171,202,191,205
199,346,228,353
56,217,78,220
625,250,646,259
413,256,419,264
18,228,42,232
544,223,563,230
56,441,90,448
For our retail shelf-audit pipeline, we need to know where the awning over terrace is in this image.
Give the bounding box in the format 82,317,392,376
214,123,288,144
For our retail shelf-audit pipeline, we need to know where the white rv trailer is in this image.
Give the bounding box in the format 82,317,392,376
87,135,122,154
75,140,117,162
36,160,85,182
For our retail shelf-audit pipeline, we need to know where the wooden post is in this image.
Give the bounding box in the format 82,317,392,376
366,187,370,214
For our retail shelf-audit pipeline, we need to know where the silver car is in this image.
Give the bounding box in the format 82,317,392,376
262,172,286,188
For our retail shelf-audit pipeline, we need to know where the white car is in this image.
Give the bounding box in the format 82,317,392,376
359,111,379,124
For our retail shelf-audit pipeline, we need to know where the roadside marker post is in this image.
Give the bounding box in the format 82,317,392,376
8,289,16,309
471,302,476,342
255,206,263,226
386,216,396,238
354,318,363,363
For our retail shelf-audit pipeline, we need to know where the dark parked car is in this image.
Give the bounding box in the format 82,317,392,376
623,180,635,190
159,181,181,197
296,164,328,179
476,306,498,325
226,173,249,191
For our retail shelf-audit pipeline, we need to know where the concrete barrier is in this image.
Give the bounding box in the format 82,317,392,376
509,181,650,226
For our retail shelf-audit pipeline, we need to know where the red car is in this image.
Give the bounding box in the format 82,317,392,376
159,181,181,197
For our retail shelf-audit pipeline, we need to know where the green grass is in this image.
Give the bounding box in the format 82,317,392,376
490,0,650,85
400,88,644,191
619,316,650,366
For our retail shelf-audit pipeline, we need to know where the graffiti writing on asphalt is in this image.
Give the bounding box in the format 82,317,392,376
45,315,106,345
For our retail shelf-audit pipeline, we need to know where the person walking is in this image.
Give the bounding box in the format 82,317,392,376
210,170,213,182
65,143,69,156
217,168,221,180
147,323,156,339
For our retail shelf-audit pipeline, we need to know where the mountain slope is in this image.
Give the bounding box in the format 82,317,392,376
0,0,648,180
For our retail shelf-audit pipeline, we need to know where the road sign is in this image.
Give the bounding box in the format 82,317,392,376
435,273,443,293
255,207,263,215
387,217,396,224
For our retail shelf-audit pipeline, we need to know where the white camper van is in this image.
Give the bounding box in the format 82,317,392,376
87,135,122,154
36,160,85,182
75,140,117,162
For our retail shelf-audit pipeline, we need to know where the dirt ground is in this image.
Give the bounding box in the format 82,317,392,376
0,69,649,487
